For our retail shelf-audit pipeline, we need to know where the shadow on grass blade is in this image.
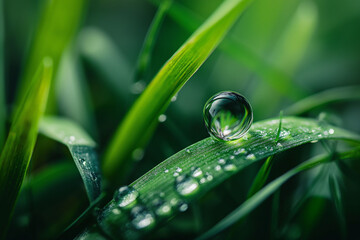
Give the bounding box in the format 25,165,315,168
0,0,5,149
0,58,53,240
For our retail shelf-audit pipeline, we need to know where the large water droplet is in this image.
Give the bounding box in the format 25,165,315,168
130,206,155,230
114,186,139,208
203,91,253,141
175,175,199,197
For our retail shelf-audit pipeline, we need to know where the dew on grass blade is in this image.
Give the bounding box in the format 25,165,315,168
130,205,156,230
175,174,199,197
114,186,139,208
203,91,253,141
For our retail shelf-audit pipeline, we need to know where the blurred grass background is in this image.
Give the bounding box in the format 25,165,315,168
2,0,360,239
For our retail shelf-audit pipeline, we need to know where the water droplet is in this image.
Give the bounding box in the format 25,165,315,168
234,148,246,155
185,148,191,154
176,167,182,173
79,158,86,166
179,202,188,212
310,140,318,143
171,94,178,102
175,175,199,197
68,135,76,144
329,129,335,134
173,172,179,177
203,91,253,141
214,165,222,171
218,159,226,165
223,161,237,172
130,206,155,230
190,167,203,178
229,155,235,160
152,198,172,217
132,148,144,161
158,114,167,123
131,81,146,94
114,186,139,208
246,153,256,160
164,169,169,173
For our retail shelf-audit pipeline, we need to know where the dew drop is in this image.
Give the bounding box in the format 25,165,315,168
203,91,253,141
130,206,155,230
214,165,222,171
175,175,199,197
164,169,169,173
234,148,246,155
246,153,256,160
190,167,203,178
179,202,188,212
152,198,172,217
223,161,237,172
329,129,335,134
176,167,182,173
132,148,144,161
113,186,139,208
185,148,191,154
158,114,167,123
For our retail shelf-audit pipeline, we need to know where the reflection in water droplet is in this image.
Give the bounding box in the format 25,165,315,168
131,206,155,230
214,165,222,171
329,129,334,134
234,148,246,155
203,91,253,141
175,175,199,197
114,186,139,208
179,202,188,212
185,148,191,154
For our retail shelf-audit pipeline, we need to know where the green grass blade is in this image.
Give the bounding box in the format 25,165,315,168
39,116,101,202
78,28,133,101
0,0,5,149
56,47,97,135
285,85,360,115
329,175,346,238
247,111,282,197
0,58,53,239
197,149,359,240
134,0,172,83
97,117,360,238
155,0,306,99
104,0,255,182
17,0,87,111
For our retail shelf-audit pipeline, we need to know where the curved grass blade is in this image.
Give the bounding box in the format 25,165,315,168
134,0,172,83
0,0,5,149
197,149,359,240
39,116,101,202
329,175,346,239
0,58,53,239
56,47,97,136
97,117,360,239
152,0,306,99
104,0,255,183
285,85,360,115
17,0,87,111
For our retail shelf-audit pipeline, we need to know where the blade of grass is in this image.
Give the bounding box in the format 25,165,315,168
96,117,360,239
247,111,283,197
104,0,255,183
78,28,133,102
39,116,101,202
56,47,97,136
0,0,5,149
134,0,172,83
0,58,53,239
17,0,87,112
196,149,359,240
285,85,360,115
329,175,346,239
151,0,306,99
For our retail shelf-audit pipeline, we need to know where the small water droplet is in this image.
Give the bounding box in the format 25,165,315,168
158,114,167,123
246,153,256,160
311,140,318,143
185,148,191,154
79,158,86,166
179,202,188,212
130,206,155,230
68,136,76,144
329,129,335,134
176,167,182,172
223,161,237,172
214,165,222,171
175,175,199,197
171,94,178,102
132,148,145,161
203,91,253,141
190,167,203,178
173,172,179,177
164,169,169,173
229,155,235,160
276,143,283,148
152,198,172,217
131,81,146,94
234,148,246,155
218,159,226,165
114,186,139,208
